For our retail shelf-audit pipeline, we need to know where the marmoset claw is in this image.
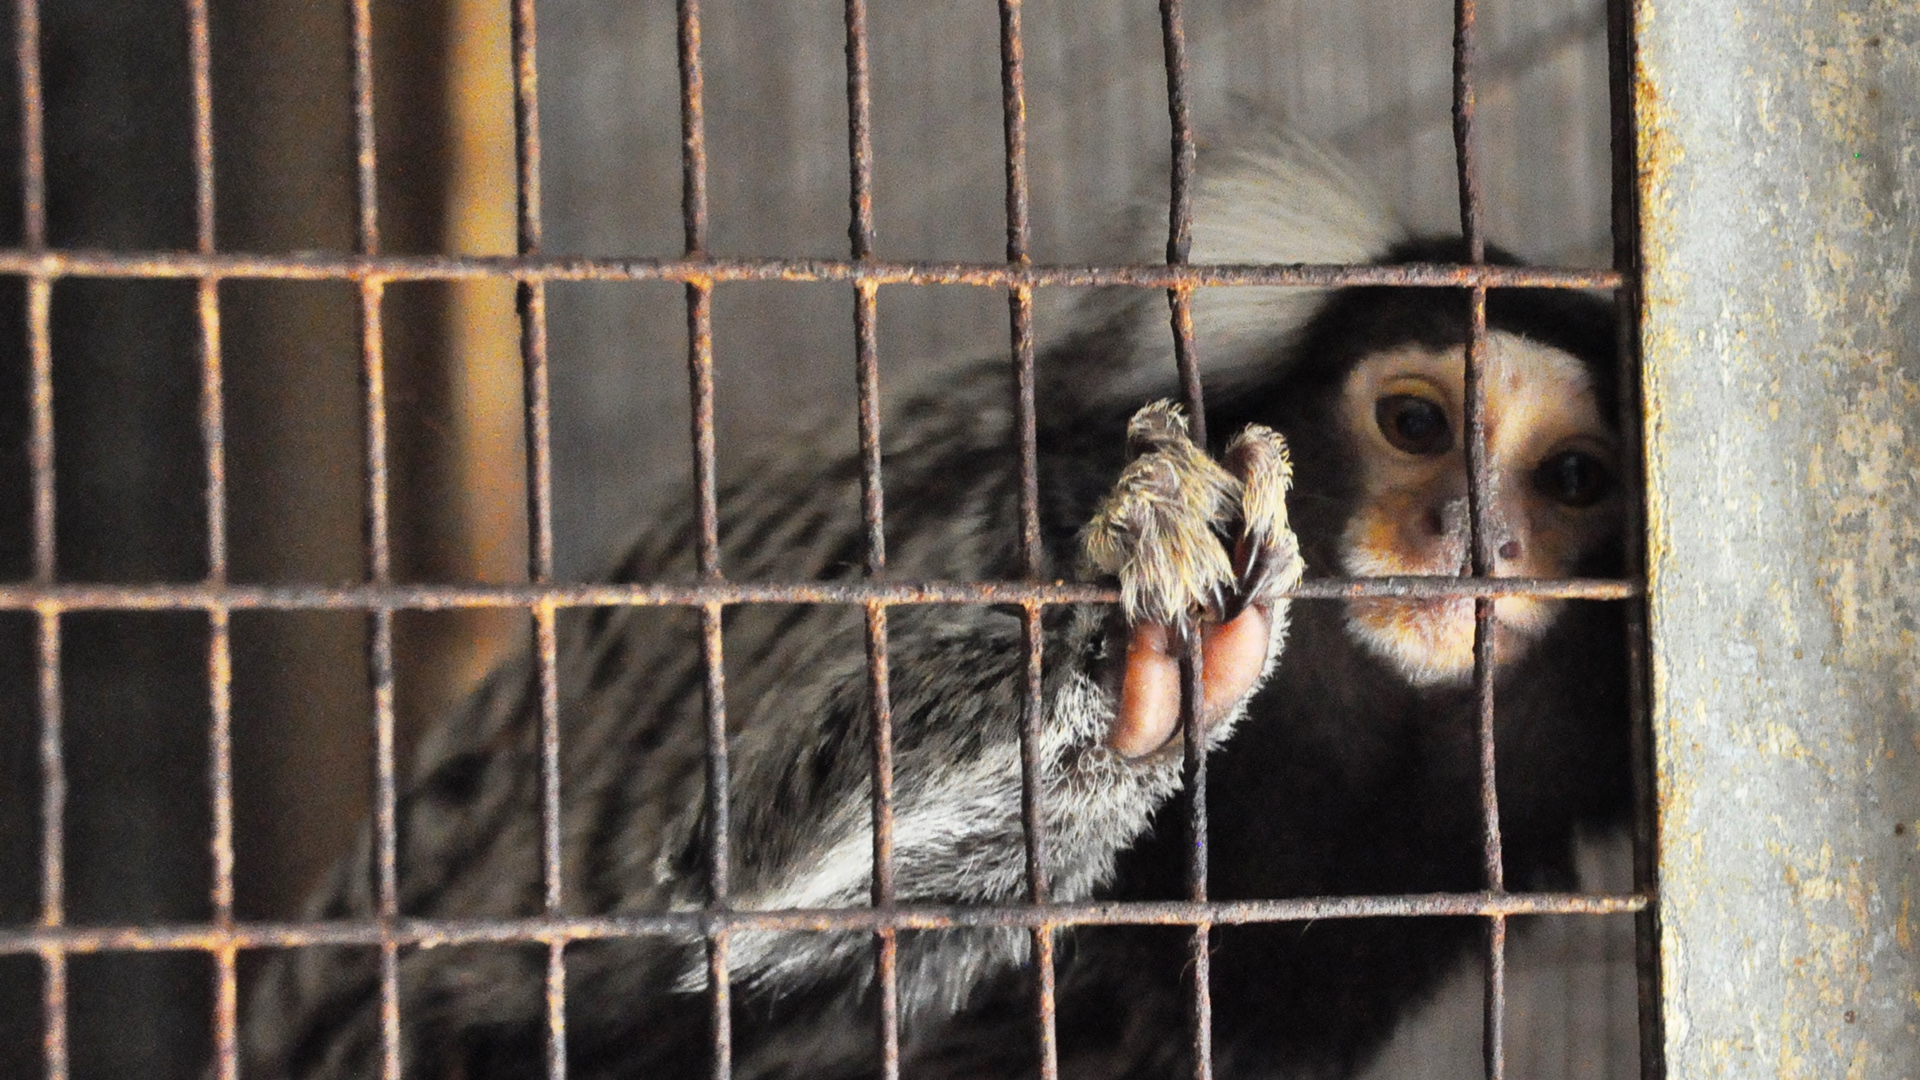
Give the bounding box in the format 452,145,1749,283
1083,401,1302,759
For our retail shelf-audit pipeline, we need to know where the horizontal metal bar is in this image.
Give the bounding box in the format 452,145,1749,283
0,248,1624,290
0,891,1647,955
0,576,1639,612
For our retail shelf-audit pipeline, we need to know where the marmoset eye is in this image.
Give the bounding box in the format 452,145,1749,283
1376,394,1452,455
1535,449,1614,507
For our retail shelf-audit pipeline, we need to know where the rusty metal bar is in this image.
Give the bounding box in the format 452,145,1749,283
184,4,241,1077
1605,0,1662,1074
0,891,1649,954
0,576,1639,611
17,2,60,1075
507,2,566,1075
1451,0,1486,265
697,603,730,1080
843,4,900,1076
864,606,900,1079
35,605,63,1080
685,280,719,578
352,0,380,254
1157,4,1213,1079
999,0,1040,580
999,3,1058,1076
348,0,402,1074
0,247,1626,289
1000,0,1043,885
676,2,731,1076
1451,0,1507,1075
189,1,215,257
677,0,718,580
1463,292,1504,911
1484,915,1507,1080
15,0,44,250
20,7,59,1067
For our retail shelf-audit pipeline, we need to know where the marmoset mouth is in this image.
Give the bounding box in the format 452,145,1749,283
1344,595,1554,687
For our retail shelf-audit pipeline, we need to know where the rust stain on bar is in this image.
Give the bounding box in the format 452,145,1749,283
699,603,731,1080
854,281,884,572
15,0,45,249
1158,3,1214,1078
508,1,566,1075
37,607,66,1080
679,4,733,1076
865,602,900,1077
185,1,243,1076
0,891,1650,954
1483,915,1507,1080
686,281,719,576
997,16,1057,1071
1450,0,1510,1074
843,4,900,1074
0,576,1639,611
19,3,61,1074
0,247,1627,289
348,0,402,1071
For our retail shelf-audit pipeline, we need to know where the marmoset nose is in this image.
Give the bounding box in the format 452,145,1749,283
1424,497,1469,539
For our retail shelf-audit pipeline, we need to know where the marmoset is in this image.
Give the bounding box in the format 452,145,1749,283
245,132,1628,1080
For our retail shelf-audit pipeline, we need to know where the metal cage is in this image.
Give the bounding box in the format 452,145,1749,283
0,0,1666,1078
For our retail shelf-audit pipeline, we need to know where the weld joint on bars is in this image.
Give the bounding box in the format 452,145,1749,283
0,248,1623,289
0,891,1649,955
0,577,1639,612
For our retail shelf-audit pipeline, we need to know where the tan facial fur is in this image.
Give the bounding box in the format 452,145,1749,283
1339,332,1620,686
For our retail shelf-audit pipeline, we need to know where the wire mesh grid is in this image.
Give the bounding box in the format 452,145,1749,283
0,1,1660,1079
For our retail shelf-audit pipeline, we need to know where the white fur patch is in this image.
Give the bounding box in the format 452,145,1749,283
1052,131,1407,402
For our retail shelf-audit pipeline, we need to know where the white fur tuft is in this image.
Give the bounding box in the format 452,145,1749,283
1054,130,1407,402
1186,132,1408,374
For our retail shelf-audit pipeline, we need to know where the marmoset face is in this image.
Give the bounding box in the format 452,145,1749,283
1336,331,1621,686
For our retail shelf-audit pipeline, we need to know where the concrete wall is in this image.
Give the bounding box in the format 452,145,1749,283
1638,0,1920,1075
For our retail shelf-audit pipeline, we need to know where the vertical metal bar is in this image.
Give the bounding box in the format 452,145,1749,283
184,4,240,1077
17,3,61,1077
698,603,730,1080
15,0,43,251
1000,0,1040,578
998,5,1058,1077
1451,0,1505,1076
35,601,63,1080
998,0,1039,872
863,605,899,1080
1158,1,1203,444
348,1,402,1074
1451,0,1485,266
678,0,719,579
844,5,898,1079
1158,4,1212,1079
845,0,884,570
1483,912,1507,1079
508,2,565,1075
1020,605,1058,1076
1604,0,1663,1073
676,2,731,1077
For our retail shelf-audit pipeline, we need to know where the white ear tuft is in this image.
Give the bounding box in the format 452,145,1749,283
1052,129,1407,405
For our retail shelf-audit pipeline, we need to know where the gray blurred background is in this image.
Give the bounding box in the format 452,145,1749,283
0,0,1629,1076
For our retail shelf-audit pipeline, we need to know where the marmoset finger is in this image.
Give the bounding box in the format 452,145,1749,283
1107,605,1274,759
